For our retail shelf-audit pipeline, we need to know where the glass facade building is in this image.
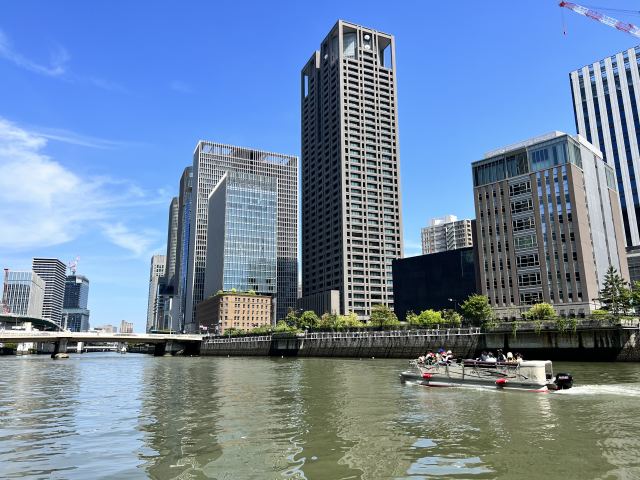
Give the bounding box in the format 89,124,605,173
570,46,640,247
62,274,90,332
2,271,45,318
185,143,297,332
204,172,277,302
473,132,628,318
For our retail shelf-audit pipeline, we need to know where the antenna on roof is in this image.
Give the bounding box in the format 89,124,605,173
68,257,80,275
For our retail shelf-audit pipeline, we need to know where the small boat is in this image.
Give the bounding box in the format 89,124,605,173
400,359,573,392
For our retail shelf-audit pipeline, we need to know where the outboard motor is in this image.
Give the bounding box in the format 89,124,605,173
554,372,573,390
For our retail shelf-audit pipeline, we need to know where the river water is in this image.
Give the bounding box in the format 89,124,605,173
1,354,640,479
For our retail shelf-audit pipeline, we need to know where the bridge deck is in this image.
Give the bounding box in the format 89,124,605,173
0,332,203,344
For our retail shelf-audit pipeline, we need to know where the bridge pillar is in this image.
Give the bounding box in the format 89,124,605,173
51,339,68,358
76,341,84,354
153,342,167,356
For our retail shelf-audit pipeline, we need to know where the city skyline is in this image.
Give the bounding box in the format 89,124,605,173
2,2,639,331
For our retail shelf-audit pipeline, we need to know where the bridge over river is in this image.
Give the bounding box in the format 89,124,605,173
0,331,203,357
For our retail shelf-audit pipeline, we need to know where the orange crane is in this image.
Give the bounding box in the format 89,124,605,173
559,2,640,37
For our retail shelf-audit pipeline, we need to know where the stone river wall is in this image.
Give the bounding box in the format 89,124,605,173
200,323,640,361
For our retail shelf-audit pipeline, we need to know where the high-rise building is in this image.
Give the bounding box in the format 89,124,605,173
146,254,166,332
176,166,193,331
165,197,179,284
570,46,640,247
32,258,66,326
300,21,403,318
421,215,473,255
120,320,134,333
204,171,277,302
1,271,45,317
184,143,297,332
472,131,628,318
62,274,90,332
196,292,272,335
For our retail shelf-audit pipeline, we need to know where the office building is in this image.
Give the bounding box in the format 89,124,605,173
184,143,297,332
570,46,640,247
62,274,90,332
146,254,166,332
300,21,403,319
196,292,272,335
392,247,478,322
120,320,134,334
32,258,66,326
1,271,45,317
473,131,628,318
204,171,277,302
176,166,193,331
296,290,341,316
165,197,179,285
421,215,473,254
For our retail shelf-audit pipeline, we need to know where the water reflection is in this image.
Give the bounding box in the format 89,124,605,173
2,356,640,479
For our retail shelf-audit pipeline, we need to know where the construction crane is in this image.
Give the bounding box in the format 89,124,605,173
559,2,640,38
68,256,80,275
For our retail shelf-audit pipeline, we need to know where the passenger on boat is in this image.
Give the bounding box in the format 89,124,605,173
506,351,515,363
425,351,435,364
497,349,506,362
515,353,524,364
479,351,489,361
486,352,497,363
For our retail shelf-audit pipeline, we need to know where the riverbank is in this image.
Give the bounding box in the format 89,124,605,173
201,322,640,361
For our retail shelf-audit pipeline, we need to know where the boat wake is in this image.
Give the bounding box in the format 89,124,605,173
557,384,640,397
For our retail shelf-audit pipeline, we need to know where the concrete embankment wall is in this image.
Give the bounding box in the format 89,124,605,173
201,330,480,359
482,326,640,361
200,326,640,361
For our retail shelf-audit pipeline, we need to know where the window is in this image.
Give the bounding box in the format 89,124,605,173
514,234,537,250
518,272,542,287
509,180,531,196
516,253,539,268
511,198,533,214
520,291,543,305
513,217,535,232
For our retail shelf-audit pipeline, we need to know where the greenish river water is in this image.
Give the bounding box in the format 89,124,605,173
1,354,640,479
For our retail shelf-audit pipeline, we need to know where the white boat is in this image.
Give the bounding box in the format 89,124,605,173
400,359,573,392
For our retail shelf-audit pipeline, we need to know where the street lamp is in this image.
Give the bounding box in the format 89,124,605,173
448,298,459,312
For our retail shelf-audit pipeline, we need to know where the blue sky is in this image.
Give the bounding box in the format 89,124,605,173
1,1,639,331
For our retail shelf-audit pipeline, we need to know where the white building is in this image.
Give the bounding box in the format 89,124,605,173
570,45,640,247
1,271,45,317
32,258,66,325
421,215,473,255
146,254,166,332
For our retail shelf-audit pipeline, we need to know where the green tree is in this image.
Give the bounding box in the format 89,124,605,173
408,309,442,327
284,308,298,328
224,327,245,336
598,266,631,316
630,281,640,313
319,313,338,329
337,312,365,329
442,309,463,326
274,320,296,333
405,311,418,324
369,304,400,328
523,302,556,321
297,310,320,329
460,294,493,327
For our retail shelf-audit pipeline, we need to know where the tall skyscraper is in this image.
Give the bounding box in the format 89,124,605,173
165,197,179,285
570,46,640,247
1,271,45,317
421,215,473,255
62,274,90,332
184,142,297,332
146,254,166,332
300,21,403,318
204,171,277,303
176,166,193,331
32,258,66,326
473,131,628,318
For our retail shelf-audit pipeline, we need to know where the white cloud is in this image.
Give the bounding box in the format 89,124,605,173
0,29,68,77
100,222,159,258
0,28,124,92
0,117,166,256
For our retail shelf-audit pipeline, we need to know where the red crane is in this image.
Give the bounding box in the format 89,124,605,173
559,2,640,38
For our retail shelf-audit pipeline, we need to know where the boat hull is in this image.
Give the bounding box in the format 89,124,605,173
400,371,549,392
